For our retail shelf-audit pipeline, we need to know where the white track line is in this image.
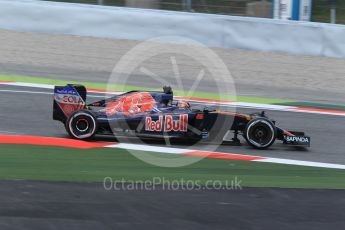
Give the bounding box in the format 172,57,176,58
191,101,295,111
0,89,104,98
1,82,55,89
106,143,345,169
106,143,191,154
255,158,345,170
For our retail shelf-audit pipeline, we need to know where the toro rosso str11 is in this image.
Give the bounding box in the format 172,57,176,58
53,85,310,149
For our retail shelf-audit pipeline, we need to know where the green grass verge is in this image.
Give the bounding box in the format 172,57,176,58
2,74,344,111
0,144,344,189
277,101,345,111
0,74,292,104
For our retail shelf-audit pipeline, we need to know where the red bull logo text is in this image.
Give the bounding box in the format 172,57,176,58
145,114,188,132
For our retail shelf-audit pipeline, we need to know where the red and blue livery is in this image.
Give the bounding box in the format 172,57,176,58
53,84,310,149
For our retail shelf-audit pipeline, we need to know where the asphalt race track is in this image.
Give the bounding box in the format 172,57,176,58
0,181,344,230
0,84,344,164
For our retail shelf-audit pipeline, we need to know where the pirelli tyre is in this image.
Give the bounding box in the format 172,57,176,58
244,118,277,149
66,110,98,140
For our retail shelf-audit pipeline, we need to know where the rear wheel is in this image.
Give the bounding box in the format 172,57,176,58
66,110,97,140
244,118,276,149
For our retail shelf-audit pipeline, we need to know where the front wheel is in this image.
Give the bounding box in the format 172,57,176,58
66,110,98,140
244,118,277,149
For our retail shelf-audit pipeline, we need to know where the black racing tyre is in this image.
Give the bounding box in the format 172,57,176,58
244,118,277,149
65,110,98,140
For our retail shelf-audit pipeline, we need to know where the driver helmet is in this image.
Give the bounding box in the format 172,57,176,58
177,101,191,108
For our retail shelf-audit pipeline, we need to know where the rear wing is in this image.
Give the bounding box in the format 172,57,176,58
53,84,87,123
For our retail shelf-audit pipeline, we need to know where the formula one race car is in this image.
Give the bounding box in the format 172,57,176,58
53,85,310,149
